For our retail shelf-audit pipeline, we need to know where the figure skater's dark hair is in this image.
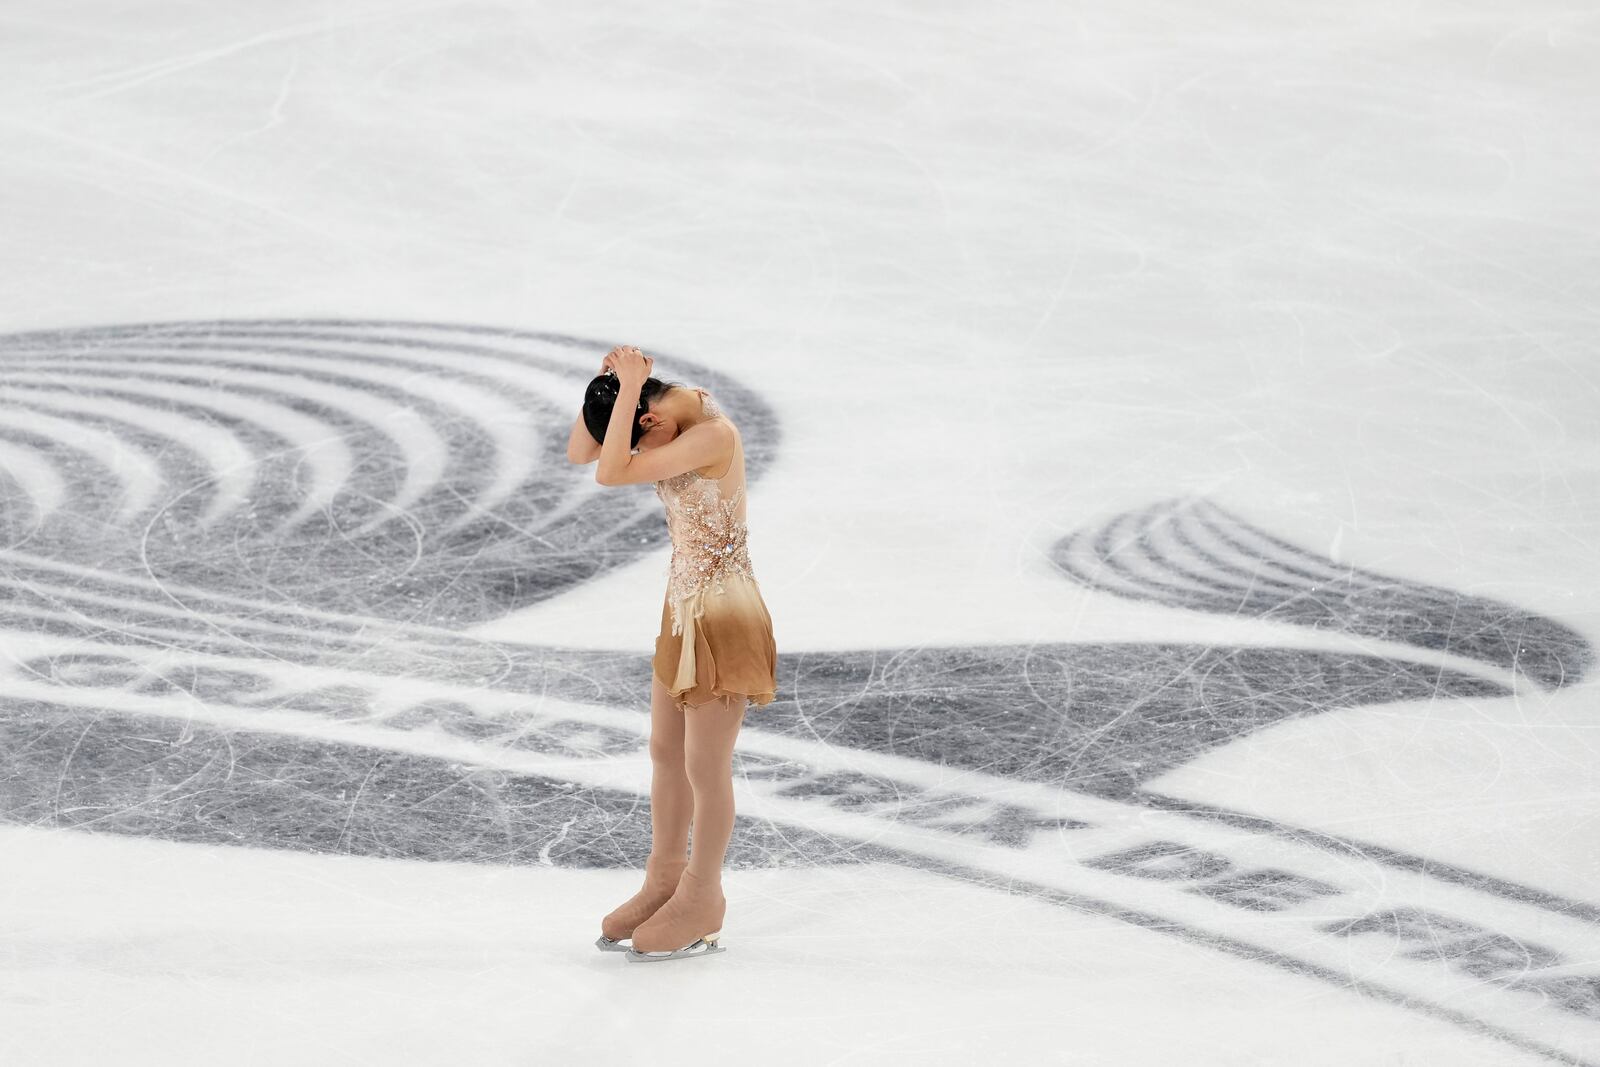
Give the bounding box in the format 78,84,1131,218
583,372,683,449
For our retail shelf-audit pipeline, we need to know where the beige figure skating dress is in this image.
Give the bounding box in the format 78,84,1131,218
651,388,778,709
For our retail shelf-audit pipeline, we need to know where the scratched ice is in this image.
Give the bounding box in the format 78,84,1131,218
0,2,1596,1065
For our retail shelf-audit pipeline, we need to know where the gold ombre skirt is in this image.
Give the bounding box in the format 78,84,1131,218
652,575,778,709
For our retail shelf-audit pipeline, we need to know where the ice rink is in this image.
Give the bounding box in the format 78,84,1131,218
1,1,1597,1064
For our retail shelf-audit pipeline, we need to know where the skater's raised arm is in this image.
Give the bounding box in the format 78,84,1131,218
568,351,618,464
595,418,729,486
594,347,729,486
567,411,601,464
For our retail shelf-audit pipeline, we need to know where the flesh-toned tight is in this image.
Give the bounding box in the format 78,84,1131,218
648,675,748,884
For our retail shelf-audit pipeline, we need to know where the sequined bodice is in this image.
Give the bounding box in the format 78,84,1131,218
654,390,756,633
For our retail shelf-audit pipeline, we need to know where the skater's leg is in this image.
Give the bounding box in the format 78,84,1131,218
648,676,693,861
597,678,693,945
682,692,748,885
627,691,745,955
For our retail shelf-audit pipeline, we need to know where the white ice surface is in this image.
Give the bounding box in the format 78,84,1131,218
0,825,1564,1067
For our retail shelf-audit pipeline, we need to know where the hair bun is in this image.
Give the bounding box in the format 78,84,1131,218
582,370,674,451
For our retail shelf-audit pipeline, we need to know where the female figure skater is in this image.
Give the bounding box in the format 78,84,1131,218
567,345,778,963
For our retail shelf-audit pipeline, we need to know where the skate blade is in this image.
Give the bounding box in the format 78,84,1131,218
595,934,631,952
623,933,724,963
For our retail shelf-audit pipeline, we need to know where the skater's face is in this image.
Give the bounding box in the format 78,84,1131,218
635,404,677,451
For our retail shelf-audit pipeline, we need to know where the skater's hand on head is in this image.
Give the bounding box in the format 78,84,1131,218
605,346,652,387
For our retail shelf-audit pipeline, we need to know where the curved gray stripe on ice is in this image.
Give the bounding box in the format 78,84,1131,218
0,386,258,526
1049,496,1593,690
0,438,65,527
66,333,559,530
0,403,161,522
2,370,351,531
28,356,451,535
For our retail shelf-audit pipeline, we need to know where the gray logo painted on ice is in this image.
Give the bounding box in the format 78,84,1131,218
0,321,1593,1064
